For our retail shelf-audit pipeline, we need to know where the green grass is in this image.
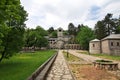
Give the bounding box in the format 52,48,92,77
79,51,88,55
62,51,83,62
92,53,120,61
0,50,56,80
79,51,120,61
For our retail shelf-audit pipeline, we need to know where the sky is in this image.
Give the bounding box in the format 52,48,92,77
20,0,120,30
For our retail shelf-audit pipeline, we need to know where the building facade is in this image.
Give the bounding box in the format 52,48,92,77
48,27,81,49
89,39,101,54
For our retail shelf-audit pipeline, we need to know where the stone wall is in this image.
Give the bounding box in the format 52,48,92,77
64,44,81,50
101,40,110,55
109,40,120,56
89,41,101,54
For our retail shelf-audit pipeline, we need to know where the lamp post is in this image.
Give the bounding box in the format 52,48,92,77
67,44,69,58
66,33,69,58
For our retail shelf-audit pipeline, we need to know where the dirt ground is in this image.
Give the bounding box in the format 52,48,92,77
69,64,120,80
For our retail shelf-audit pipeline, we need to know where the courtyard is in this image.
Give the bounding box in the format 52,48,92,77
64,50,120,80
0,0,120,80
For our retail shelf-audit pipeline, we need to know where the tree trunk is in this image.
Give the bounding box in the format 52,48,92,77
0,51,5,62
0,55,4,62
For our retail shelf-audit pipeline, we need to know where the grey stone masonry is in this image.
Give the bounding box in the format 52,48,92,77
46,50,74,80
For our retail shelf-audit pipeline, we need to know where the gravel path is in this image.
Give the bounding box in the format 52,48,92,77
68,50,101,62
46,50,74,80
68,50,120,69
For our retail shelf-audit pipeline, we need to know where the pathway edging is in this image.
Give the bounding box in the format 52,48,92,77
46,50,74,80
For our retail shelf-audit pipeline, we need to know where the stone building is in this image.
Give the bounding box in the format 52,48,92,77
101,34,120,56
64,44,81,50
48,27,81,49
89,34,120,56
89,39,101,54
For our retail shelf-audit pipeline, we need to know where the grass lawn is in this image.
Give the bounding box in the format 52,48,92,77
92,53,120,61
62,51,83,62
0,50,56,80
78,50,120,61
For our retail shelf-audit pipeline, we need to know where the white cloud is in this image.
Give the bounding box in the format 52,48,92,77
20,0,120,30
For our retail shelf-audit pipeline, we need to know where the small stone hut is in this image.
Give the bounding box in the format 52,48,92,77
89,34,120,56
89,39,101,54
101,34,120,56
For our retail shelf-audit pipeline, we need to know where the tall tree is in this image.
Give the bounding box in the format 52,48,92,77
48,27,54,34
68,23,78,43
94,13,120,40
34,26,48,48
68,23,76,35
114,16,120,34
103,13,115,35
0,0,28,62
24,29,36,47
76,26,95,50
94,21,107,40
77,24,84,32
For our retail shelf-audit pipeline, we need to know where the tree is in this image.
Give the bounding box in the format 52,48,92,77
68,23,77,35
94,21,107,40
94,13,120,40
24,26,48,49
24,29,36,47
114,16,120,34
51,30,57,38
34,26,48,48
116,25,120,33
0,0,28,62
77,24,84,33
48,27,54,34
103,13,115,35
76,26,95,50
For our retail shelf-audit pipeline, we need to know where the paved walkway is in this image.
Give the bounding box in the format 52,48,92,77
68,50,120,69
46,50,74,80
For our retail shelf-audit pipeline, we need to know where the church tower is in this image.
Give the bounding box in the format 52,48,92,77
57,27,64,49
57,27,63,37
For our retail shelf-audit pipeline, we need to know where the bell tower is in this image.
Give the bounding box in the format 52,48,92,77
57,27,63,38
57,27,64,49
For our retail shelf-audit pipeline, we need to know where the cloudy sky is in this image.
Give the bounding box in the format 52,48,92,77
20,0,120,30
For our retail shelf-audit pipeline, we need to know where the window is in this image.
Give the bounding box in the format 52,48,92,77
111,42,113,46
59,29,61,32
117,42,119,46
93,44,95,47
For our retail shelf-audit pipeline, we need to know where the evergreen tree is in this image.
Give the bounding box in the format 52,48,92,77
103,13,115,35
68,23,76,35
94,13,120,40
94,21,106,40
48,27,54,34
